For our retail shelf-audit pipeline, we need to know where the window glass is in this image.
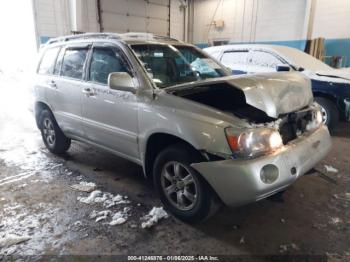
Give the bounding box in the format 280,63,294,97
248,51,283,69
53,47,65,75
38,47,60,75
131,44,227,88
221,51,249,67
89,48,128,84
61,48,88,79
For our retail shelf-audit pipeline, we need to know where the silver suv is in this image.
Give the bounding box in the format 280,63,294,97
33,33,331,222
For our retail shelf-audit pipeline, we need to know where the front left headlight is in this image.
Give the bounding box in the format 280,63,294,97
225,127,283,159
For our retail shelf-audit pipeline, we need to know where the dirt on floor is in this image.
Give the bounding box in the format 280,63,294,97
0,74,349,260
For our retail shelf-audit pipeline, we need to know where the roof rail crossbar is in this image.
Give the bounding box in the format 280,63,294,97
46,32,181,45
121,32,180,42
47,32,121,45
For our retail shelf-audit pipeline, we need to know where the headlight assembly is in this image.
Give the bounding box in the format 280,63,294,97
225,127,283,159
306,105,323,131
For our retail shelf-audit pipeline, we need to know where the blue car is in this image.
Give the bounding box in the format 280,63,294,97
204,44,350,128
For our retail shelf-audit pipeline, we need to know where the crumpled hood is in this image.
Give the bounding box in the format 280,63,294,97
167,72,313,118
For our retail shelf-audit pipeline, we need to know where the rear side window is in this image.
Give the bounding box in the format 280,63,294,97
61,48,88,79
38,47,60,75
89,47,128,84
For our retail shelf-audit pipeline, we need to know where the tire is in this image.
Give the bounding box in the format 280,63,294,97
39,109,71,154
315,97,339,129
153,144,220,223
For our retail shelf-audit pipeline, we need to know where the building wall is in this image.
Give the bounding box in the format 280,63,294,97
193,0,350,66
32,0,350,66
33,0,72,43
312,0,350,39
193,0,307,47
312,0,350,66
33,0,185,44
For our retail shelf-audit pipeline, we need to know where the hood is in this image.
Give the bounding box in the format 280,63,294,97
315,68,350,82
167,72,313,118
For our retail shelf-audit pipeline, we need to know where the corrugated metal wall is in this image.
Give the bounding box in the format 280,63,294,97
100,0,170,36
33,0,185,43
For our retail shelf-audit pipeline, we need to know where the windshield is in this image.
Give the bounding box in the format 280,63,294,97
130,44,228,88
276,46,333,72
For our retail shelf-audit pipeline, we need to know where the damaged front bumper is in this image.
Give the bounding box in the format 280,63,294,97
191,125,331,207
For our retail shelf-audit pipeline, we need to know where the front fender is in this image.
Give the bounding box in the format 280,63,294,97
138,103,233,167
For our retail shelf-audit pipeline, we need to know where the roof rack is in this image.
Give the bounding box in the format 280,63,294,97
46,32,181,45
46,32,121,45
120,32,180,42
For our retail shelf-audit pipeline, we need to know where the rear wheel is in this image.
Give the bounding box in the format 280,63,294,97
153,144,220,223
39,110,71,154
315,97,339,129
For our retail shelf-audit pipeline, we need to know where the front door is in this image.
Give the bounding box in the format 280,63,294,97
81,44,139,161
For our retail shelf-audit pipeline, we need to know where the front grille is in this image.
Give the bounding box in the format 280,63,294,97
280,122,297,144
279,110,313,144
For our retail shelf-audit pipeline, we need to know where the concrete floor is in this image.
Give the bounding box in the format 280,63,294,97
0,74,349,259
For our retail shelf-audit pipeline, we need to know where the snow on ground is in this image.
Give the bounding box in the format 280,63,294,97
0,72,66,188
76,185,168,228
70,181,97,192
110,207,131,226
77,189,169,228
141,207,169,229
329,217,342,225
0,201,59,255
324,165,338,173
77,190,103,204
77,186,133,226
0,234,31,248
94,210,112,222
77,190,130,207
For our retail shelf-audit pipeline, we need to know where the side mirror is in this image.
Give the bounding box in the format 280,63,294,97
108,72,136,93
276,65,291,72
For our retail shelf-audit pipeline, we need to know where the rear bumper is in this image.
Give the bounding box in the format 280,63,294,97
191,125,332,206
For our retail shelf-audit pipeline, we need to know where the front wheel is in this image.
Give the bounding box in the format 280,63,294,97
39,109,71,154
315,97,339,129
153,144,220,223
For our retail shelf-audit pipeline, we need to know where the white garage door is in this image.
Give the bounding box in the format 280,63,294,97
100,0,170,36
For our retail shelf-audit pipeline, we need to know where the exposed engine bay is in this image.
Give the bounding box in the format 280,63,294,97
172,84,276,123
172,83,321,145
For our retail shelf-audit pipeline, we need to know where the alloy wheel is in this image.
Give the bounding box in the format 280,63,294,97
43,118,56,147
161,161,198,211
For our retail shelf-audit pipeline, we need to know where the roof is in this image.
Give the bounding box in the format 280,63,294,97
204,44,334,72
46,32,183,46
204,44,298,54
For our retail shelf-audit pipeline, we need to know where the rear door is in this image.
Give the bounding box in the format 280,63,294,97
81,43,139,161
36,45,61,114
47,44,90,137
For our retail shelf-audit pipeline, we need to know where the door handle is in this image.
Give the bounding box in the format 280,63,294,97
82,87,95,97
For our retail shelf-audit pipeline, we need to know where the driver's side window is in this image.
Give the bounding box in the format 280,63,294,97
89,47,129,85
